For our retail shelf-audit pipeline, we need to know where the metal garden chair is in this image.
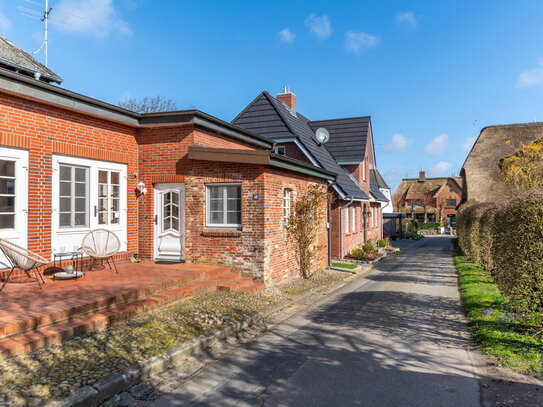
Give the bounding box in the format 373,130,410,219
0,238,48,291
81,229,121,273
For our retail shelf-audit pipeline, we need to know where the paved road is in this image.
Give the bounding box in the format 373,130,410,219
150,236,481,407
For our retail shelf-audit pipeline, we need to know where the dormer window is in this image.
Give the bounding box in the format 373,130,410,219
274,146,286,156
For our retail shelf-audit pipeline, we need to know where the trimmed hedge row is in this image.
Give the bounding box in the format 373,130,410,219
417,222,443,230
457,189,543,335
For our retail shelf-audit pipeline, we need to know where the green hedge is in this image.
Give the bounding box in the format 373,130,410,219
457,190,543,337
417,222,443,230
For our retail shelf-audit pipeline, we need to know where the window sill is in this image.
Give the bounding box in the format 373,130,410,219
201,230,242,238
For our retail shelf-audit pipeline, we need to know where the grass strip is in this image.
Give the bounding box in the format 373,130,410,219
454,242,542,373
331,262,358,270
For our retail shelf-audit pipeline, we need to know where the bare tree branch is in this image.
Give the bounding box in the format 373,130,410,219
118,95,179,113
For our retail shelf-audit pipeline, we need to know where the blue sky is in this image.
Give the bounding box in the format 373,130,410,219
2,0,543,190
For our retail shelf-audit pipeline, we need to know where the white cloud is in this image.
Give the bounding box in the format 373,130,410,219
383,133,413,152
423,134,449,155
305,13,332,39
344,31,379,53
53,0,132,38
278,28,296,43
395,11,420,29
517,59,543,88
0,11,11,32
461,136,477,152
430,161,454,176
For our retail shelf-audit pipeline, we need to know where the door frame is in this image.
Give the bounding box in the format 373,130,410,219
153,183,185,261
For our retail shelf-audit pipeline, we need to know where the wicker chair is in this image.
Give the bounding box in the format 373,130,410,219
81,229,121,273
0,238,48,291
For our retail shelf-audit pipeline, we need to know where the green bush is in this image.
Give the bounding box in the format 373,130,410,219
377,238,388,248
417,222,443,230
350,248,366,260
412,233,424,240
457,190,543,337
362,241,375,253
403,220,418,238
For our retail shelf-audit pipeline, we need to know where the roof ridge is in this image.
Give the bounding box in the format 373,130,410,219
231,90,267,124
262,91,298,137
309,115,371,123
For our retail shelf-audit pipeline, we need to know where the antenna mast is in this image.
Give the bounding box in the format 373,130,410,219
18,0,83,68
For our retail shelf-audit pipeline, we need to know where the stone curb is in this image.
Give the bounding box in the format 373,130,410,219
43,265,374,407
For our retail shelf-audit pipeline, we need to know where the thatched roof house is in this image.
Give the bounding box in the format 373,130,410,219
461,122,543,203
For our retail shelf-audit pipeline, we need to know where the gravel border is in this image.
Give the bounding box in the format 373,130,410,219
43,266,374,407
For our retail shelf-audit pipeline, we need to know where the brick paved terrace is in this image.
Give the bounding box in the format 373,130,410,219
0,261,263,359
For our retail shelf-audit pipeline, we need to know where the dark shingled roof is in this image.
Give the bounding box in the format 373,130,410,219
232,91,370,200
0,35,63,84
370,169,390,189
307,116,369,162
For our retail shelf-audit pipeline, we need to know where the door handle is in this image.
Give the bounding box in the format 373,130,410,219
154,215,158,225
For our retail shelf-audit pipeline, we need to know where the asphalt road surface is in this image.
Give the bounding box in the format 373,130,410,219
150,236,481,407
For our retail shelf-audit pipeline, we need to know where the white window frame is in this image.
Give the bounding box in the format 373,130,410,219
351,206,356,232
274,145,286,156
0,147,28,242
205,183,242,228
344,207,349,234
283,188,292,227
52,155,127,254
97,170,121,226
59,164,89,229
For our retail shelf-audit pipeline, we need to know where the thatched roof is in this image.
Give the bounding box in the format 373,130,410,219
393,177,462,202
461,122,543,202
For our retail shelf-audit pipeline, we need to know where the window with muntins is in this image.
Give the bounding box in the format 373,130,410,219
207,184,241,227
59,165,88,228
98,170,121,225
0,160,15,229
283,189,292,227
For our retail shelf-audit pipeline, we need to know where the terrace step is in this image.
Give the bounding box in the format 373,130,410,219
0,266,234,341
217,277,256,292
0,271,249,359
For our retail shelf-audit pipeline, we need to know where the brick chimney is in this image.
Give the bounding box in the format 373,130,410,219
418,171,426,182
276,86,296,111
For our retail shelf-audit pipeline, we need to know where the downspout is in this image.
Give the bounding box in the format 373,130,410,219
327,179,338,266
340,197,354,259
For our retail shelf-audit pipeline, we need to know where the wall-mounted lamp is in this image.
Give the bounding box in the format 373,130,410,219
136,181,147,196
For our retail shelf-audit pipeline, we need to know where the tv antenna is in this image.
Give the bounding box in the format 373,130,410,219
18,0,83,67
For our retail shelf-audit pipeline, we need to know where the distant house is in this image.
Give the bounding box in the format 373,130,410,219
392,171,462,226
461,123,543,203
233,89,390,259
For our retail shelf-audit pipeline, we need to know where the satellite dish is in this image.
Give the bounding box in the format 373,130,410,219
315,127,330,145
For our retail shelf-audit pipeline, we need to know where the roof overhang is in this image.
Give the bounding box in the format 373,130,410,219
0,68,274,150
187,147,336,181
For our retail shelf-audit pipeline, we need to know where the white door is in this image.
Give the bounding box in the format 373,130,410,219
154,183,184,262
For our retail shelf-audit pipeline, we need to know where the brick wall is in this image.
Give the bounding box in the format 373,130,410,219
0,93,139,260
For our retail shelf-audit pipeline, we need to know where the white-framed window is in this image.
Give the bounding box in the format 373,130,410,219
274,145,286,156
350,206,356,232
59,164,89,228
206,184,241,227
0,147,28,268
283,188,292,227
0,160,16,229
98,170,121,225
52,155,127,254
344,207,349,234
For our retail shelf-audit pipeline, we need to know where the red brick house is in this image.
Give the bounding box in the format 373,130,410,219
232,89,389,259
0,39,336,285
392,171,462,226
